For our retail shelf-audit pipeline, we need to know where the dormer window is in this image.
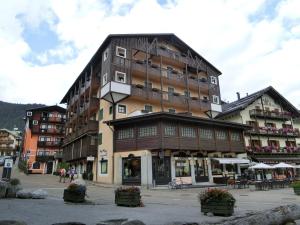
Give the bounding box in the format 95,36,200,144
103,48,109,61
211,76,218,85
27,111,32,116
212,95,220,104
115,71,126,83
116,46,126,58
102,73,108,86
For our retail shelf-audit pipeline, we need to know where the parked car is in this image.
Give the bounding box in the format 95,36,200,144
0,156,12,166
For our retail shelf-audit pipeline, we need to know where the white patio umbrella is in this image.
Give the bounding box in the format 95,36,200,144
272,162,294,168
248,163,273,169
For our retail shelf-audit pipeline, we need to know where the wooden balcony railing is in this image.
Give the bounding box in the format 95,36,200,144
37,141,63,148
246,126,300,137
247,146,300,154
249,109,292,120
64,120,98,144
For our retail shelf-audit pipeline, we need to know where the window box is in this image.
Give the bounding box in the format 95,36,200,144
135,60,144,65
151,64,159,69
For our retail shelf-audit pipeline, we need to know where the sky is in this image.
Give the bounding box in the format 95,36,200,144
0,0,300,108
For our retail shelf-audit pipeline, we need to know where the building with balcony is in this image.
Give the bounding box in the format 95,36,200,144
60,62,100,179
22,106,66,174
216,86,300,165
0,128,22,156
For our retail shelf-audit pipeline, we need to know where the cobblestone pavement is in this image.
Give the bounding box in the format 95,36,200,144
0,165,300,225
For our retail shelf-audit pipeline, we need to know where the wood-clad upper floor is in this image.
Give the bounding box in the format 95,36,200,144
105,112,250,153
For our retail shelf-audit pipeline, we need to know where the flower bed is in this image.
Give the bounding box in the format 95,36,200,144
199,188,235,216
115,186,142,207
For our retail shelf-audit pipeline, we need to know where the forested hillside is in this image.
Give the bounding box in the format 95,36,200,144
0,101,45,131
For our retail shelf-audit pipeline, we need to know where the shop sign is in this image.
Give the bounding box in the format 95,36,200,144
87,156,95,161
99,149,107,157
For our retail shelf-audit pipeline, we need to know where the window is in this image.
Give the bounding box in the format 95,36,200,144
230,132,241,141
181,127,196,137
199,128,213,139
175,160,191,177
98,133,102,145
90,136,97,145
184,91,190,97
102,73,108,86
116,46,126,58
164,125,176,136
123,157,141,181
32,162,40,169
32,120,38,125
117,128,134,139
212,95,219,104
100,159,108,174
211,76,218,85
144,105,153,113
103,48,109,61
115,71,126,83
27,111,32,116
215,130,227,140
99,109,103,121
109,106,113,114
138,126,157,137
168,87,174,93
118,104,126,114
144,81,152,89
168,108,176,113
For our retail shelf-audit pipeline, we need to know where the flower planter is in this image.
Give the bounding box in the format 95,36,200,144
201,200,234,216
63,189,85,203
293,187,300,195
115,191,141,207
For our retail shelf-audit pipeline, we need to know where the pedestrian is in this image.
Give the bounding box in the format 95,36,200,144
12,155,17,164
70,167,75,182
59,168,66,183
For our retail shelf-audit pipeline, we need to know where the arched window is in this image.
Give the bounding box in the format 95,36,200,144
32,162,40,169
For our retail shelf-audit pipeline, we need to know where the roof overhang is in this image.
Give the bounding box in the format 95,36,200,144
212,158,250,164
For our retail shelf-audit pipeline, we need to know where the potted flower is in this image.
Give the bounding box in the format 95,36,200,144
6,178,22,198
199,188,235,216
291,181,300,195
115,186,142,207
63,183,86,203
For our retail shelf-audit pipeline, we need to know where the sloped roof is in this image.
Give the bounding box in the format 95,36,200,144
26,105,66,113
61,33,222,103
216,86,300,118
0,128,21,138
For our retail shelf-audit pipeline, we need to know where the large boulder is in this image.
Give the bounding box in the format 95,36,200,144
16,190,33,199
0,181,9,198
31,189,48,199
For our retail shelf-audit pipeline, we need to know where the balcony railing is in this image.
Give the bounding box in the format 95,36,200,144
0,140,14,145
38,128,64,135
247,146,300,154
246,126,300,137
36,151,55,162
249,109,292,120
37,141,63,148
0,146,15,150
64,120,98,144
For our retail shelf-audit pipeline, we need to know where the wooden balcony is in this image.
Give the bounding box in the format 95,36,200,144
156,47,188,65
37,141,63,148
0,140,14,145
41,116,66,123
33,127,64,135
249,109,292,121
36,152,55,162
0,146,15,151
246,127,300,138
64,120,98,144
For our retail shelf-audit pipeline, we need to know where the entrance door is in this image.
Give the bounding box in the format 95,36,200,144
195,159,209,182
46,161,53,174
152,156,171,185
122,157,141,185
86,161,93,180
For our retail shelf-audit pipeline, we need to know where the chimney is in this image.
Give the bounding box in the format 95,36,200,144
236,92,240,100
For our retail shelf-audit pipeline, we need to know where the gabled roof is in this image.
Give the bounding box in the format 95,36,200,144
61,33,222,103
26,105,66,113
0,128,21,138
216,86,300,118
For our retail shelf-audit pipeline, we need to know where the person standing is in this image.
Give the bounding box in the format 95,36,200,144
59,168,66,183
70,167,75,182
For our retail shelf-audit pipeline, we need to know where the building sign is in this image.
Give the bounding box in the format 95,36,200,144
87,156,95,161
99,149,107,157
4,159,13,168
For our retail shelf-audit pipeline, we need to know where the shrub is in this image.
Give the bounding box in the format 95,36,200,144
199,188,236,204
115,186,140,193
10,178,20,186
291,181,300,188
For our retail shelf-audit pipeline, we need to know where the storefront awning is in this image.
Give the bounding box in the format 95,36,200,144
213,158,250,164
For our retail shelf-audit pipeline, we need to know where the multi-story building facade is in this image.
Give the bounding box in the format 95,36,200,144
60,64,100,180
0,128,21,156
217,86,300,166
62,34,250,186
22,106,66,174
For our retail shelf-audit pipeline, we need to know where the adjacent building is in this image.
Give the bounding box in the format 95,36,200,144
0,128,21,156
62,34,250,185
22,106,66,174
217,86,300,165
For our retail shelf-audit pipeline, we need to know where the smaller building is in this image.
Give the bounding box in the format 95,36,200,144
22,106,66,174
0,128,22,156
217,86,300,166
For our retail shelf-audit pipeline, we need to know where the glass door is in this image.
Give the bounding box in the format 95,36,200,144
152,156,171,185
195,158,209,182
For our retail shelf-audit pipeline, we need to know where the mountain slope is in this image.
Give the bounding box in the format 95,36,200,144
0,101,45,131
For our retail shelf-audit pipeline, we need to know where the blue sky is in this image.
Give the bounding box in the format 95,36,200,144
0,0,299,107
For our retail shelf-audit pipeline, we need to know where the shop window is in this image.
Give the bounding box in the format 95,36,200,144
32,162,40,169
164,125,176,136
117,128,134,139
103,48,109,61
212,95,220,104
100,159,108,174
199,128,213,139
109,106,113,114
116,46,126,58
181,127,196,138
175,160,191,177
230,131,241,141
123,157,141,181
98,133,102,145
210,76,218,85
144,105,153,112
215,130,227,140
115,71,126,83
102,73,108,86
211,160,222,175
138,126,157,137
118,104,127,114
99,109,103,121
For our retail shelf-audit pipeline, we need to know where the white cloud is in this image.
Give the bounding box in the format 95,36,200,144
0,0,300,109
